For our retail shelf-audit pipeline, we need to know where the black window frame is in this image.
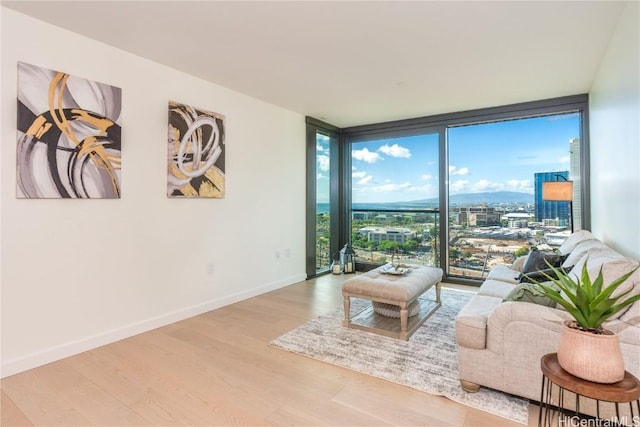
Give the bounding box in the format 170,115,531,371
306,94,590,284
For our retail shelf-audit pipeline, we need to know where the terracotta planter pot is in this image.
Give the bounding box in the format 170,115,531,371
557,320,625,384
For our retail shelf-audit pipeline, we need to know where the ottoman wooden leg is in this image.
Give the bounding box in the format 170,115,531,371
400,303,408,339
343,296,351,327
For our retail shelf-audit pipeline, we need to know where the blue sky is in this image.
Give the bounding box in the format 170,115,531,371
317,113,581,204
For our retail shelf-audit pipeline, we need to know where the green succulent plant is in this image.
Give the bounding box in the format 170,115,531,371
531,260,640,334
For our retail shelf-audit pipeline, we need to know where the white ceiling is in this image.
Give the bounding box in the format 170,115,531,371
2,1,627,128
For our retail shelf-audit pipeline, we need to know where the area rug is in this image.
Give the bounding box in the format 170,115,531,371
269,287,529,424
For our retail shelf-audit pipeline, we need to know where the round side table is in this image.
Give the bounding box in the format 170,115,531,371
539,353,640,427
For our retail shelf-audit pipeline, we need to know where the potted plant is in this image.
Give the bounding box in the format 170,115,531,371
531,260,640,383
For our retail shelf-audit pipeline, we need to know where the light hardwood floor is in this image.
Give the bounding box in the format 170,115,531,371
1,274,541,426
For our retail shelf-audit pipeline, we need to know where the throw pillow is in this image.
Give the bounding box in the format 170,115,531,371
520,267,570,284
511,254,530,272
519,251,568,283
503,282,559,307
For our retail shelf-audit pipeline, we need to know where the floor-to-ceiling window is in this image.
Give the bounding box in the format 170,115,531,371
315,133,332,271
306,118,340,278
349,132,443,270
446,113,582,280
307,95,589,284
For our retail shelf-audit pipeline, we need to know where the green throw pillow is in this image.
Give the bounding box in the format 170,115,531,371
503,282,558,307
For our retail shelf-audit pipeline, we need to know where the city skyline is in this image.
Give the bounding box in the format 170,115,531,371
317,112,581,204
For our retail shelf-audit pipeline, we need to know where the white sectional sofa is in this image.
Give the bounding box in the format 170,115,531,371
455,230,640,409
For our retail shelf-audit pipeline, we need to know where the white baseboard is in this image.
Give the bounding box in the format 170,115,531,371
1,274,306,378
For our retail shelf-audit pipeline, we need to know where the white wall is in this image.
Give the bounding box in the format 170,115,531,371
589,1,640,260
0,8,306,377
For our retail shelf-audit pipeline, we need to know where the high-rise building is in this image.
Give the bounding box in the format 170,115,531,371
534,171,571,226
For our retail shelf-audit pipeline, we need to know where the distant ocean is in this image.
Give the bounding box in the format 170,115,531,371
316,192,533,214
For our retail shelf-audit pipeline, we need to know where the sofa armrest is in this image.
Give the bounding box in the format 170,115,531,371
486,301,571,352
487,302,640,345
455,294,503,350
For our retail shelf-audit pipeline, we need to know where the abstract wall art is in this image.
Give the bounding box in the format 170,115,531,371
167,101,225,198
16,62,122,199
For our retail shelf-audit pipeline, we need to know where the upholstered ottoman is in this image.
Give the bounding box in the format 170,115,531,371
342,265,443,340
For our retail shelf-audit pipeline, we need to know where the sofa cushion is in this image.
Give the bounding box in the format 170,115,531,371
503,281,558,307
619,285,640,328
485,264,520,284
566,247,639,319
562,239,608,269
558,230,598,255
618,265,640,324
455,294,503,349
568,247,624,282
478,279,517,298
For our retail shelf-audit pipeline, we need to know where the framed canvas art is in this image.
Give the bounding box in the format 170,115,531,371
167,101,225,198
16,62,122,198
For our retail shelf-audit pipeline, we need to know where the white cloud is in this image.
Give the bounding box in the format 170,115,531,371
378,144,411,158
450,179,469,193
352,170,374,186
421,174,432,181
559,155,571,164
317,154,329,172
352,148,382,163
317,172,328,180
316,143,329,154
471,179,503,192
449,166,470,176
451,178,532,195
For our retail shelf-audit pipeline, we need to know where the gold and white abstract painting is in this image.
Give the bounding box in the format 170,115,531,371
16,62,122,199
167,101,225,198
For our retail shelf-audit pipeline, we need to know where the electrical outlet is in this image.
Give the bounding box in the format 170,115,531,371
285,248,291,258
207,262,214,274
